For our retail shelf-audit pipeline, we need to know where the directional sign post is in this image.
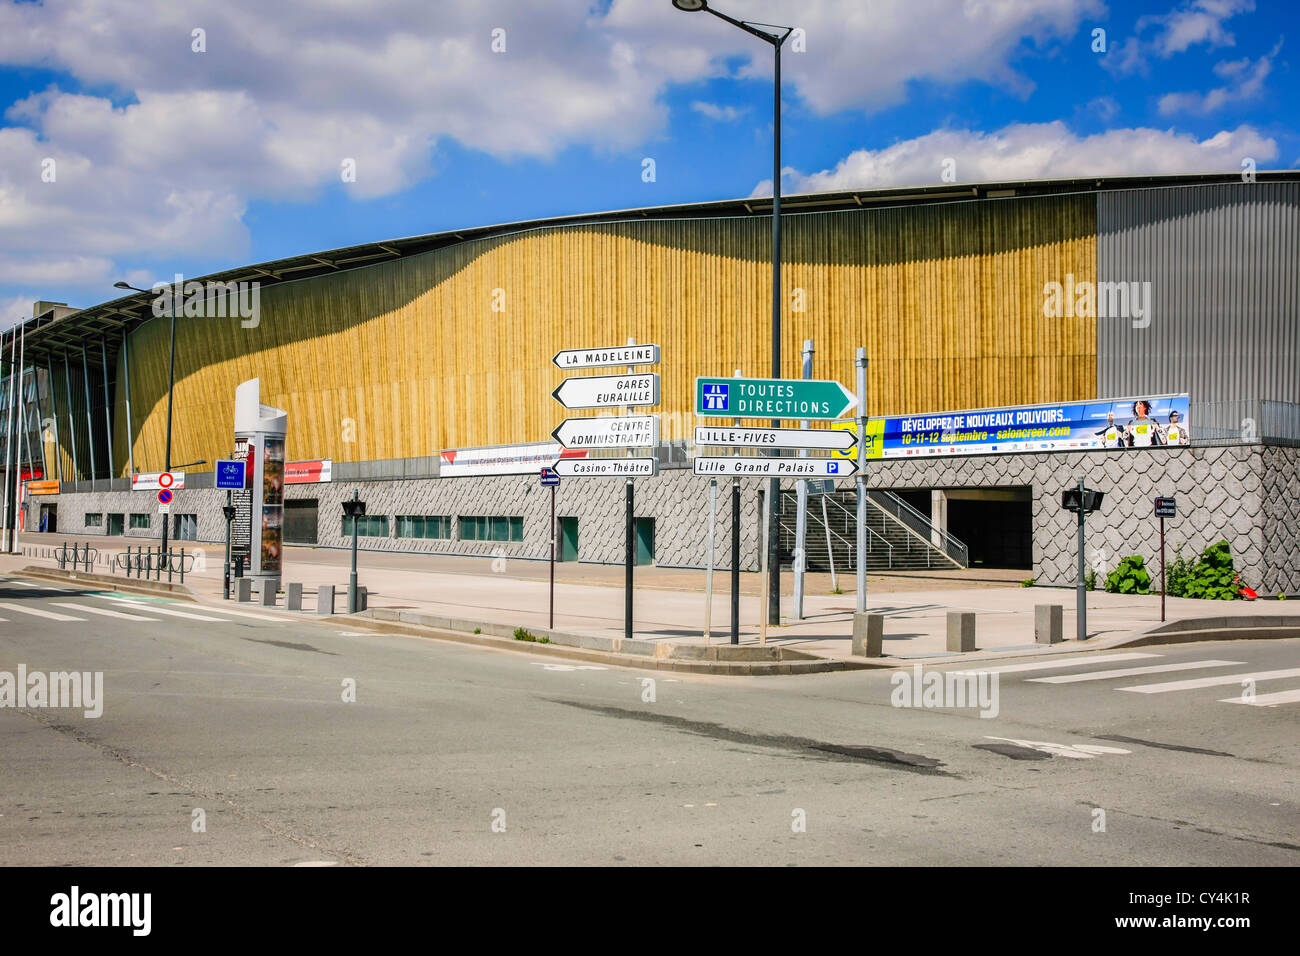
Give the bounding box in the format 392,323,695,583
693,424,856,451
554,458,657,478
692,458,857,478
554,415,659,449
695,376,857,420
553,344,660,369
553,374,659,410
1155,496,1177,622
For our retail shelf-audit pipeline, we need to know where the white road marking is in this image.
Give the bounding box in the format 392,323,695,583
1119,668,1300,694
530,663,608,672
953,652,1159,675
1028,660,1243,684
983,736,1131,759
50,602,160,622
0,602,84,621
164,602,285,622
8,579,69,590
92,596,225,622
1219,688,1300,707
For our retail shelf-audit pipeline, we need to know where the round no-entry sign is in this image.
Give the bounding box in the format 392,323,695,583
157,489,173,505
158,472,174,489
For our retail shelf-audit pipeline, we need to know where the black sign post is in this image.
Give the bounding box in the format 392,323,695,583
221,494,236,600
540,468,559,630
1154,496,1177,621
1062,479,1106,641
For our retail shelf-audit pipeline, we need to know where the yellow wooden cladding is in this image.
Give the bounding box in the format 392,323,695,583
97,194,1096,477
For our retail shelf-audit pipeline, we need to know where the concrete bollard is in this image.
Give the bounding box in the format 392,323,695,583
286,582,303,611
316,585,335,617
1035,604,1064,644
357,586,368,612
236,578,252,603
851,612,885,657
260,585,277,607
946,611,976,653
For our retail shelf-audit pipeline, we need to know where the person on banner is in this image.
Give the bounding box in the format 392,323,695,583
1161,409,1190,445
1125,400,1161,447
1096,410,1127,449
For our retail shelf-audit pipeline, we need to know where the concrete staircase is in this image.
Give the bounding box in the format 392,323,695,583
777,490,964,572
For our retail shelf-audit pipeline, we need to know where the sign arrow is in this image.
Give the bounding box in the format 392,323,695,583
553,415,659,449
695,376,858,420
552,373,659,410
693,425,856,451
553,344,660,369
691,457,858,478
553,457,658,478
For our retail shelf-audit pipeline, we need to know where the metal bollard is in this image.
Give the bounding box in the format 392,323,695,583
286,582,303,611
851,612,885,657
236,578,252,603
946,612,977,653
316,585,335,617
356,586,368,612
179,548,185,585
1035,604,1064,645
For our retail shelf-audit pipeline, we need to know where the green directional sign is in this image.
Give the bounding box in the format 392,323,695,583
695,376,858,421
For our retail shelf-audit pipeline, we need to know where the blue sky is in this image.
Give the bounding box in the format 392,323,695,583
0,0,1295,325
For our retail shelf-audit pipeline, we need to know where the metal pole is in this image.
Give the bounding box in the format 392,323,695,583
81,342,97,484
121,330,135,477
2,332,15,550
549,483,556,630
822,494,837,592
45,361,62,482
704,477,716,643
793,339,812,620
625,479,634,642
349,490,359,613
62,355,78,483
160,280,178,564
766,37,784,628
99,338,113,480
1076,476,1087,641
759,488,770,646
224,490,232,600
730,478,740,645
1160,514,1166,623
855,348,868,612
16,325,28,549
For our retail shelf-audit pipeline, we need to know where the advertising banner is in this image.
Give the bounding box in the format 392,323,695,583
261,437,284,574
230,438,254,564
831,394,1191,460
440,442,589,478
285,459,332,483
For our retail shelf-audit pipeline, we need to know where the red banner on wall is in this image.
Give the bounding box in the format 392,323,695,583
285,459,332,483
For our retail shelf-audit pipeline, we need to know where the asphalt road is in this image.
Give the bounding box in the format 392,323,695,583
0,573,1295,866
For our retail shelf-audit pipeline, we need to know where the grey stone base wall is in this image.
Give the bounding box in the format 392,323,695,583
31,444,1300,592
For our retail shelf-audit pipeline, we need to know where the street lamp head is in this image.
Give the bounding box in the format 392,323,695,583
113,281,133,290
672,0,707,10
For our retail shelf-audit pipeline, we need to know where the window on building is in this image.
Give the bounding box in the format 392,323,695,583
459,516,524,542
129,513,150,530
395,515,452,539
172,514,199,540
342,515,388,537
84,513,103,527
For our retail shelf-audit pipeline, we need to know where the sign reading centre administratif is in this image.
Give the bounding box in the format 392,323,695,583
831,393,1193,460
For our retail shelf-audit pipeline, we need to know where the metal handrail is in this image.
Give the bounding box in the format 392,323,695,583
866,489,969,567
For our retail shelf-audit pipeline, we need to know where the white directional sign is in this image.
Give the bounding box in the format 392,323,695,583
552,373,659,410
553,415,659,449
693,425,857,451
554,457,658,478
692,457,858,478
553,344,660,370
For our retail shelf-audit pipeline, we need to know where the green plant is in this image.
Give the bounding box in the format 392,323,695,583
1104,555,1151,595
539,636,550,644
1083,568,1097,592
473,627,481,634
1021,577,1035,588
1166,547,1194,598
513,627,537,642
1181,540,1238,600
1280,594,1287,601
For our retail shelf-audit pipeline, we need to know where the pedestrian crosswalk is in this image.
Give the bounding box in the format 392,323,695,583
0,578,297,629
974,653,1300,708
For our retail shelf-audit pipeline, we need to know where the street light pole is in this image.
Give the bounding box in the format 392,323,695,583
672,0,792,625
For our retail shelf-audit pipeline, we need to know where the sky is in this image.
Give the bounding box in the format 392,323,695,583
0,0,1295,327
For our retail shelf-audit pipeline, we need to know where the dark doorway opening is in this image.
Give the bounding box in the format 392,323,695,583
946,493,1032,569
284,499,319,545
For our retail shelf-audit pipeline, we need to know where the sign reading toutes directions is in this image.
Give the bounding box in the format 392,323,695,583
693,457,858,477
694,425,856,451
695,376,857,420
551,343,660,478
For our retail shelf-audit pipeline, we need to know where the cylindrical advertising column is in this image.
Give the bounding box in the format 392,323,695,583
233,379,288,594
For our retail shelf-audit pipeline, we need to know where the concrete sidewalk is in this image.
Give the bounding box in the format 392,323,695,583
6,532,1293,663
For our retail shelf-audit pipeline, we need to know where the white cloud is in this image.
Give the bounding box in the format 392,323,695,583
1157,38,1281,114
691,101,747,122
1140,0,1254,57
755,122,1278,195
